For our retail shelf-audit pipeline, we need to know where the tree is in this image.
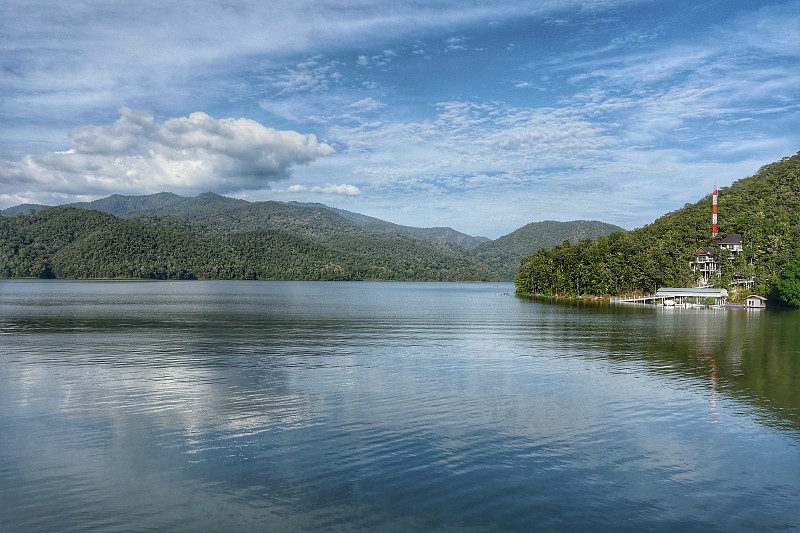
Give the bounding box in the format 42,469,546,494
772,257,800,308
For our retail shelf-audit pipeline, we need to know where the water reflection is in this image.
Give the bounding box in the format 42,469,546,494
710,356,719,423
2,281,800,531
528,301,800,431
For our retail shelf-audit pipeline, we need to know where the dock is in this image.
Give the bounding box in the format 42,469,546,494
612,287,728,307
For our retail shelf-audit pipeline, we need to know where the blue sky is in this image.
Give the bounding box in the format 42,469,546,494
1,0,799,238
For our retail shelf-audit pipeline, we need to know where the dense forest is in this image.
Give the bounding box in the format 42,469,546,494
474,220,624,279
0,207,495,281
515,151,800,300
1,192,620,282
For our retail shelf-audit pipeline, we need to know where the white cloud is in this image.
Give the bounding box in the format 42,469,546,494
733,3,800,56
328,100,617,192
347,98,386,113
270,58,345,95
283,183,362,196
312,183,362,196
0,108,335,200
355,49,399,68
445,36,469,52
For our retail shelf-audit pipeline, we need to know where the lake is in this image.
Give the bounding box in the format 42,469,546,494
1,280,799,531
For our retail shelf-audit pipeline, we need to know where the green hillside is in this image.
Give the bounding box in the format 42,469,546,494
515,151,800,299
0,207,493,281
1,192,630,281
1,192,487,249
474,220,625,279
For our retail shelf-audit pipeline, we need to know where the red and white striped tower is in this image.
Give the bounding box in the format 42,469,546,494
711,183,718,237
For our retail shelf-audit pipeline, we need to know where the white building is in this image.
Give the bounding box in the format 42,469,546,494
691,234,747,286
691,246,720,285
719,234,744,254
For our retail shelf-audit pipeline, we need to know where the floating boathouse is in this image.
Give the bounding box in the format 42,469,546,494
744,295,767,309
612,287,728,307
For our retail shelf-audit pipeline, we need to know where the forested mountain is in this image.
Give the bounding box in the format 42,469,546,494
515,151,800,298
1,205,44,216
0,207,494,281
474,220,625,279
1,193,486,248
1,192,622,281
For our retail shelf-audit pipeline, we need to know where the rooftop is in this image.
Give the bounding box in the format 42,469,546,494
719,234,743,245
657,287,728,298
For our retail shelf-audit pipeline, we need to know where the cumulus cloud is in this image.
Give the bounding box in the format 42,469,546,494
0,108,335,199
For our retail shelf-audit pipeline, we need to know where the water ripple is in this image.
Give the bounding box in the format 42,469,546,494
2,281,800,531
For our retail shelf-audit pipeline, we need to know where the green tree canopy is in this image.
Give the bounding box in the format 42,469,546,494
772,257,800,308
516,151,800,297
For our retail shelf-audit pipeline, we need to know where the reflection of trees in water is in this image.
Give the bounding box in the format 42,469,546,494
561,304,800,431
656,309,800,430
709,357,718,424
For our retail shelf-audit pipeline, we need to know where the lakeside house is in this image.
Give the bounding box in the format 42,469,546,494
719,234,744,253
690,233,753,290
691,246,720,285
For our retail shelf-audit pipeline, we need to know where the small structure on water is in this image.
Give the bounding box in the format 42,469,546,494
657,287,728,307
745,295,767,309
613,287,728,307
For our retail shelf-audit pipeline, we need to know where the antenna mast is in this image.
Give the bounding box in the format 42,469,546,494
711,183,718,237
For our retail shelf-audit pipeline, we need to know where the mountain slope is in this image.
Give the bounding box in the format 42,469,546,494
1,193,487,249
68,191,200,216
0,207,494,281
475,220,625,279
2,191,628,282
515,151,800,297
0,203,51,215
298,202,490,249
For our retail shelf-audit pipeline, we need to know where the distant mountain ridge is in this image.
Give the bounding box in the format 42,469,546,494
2,193,486,247
1,192,624,281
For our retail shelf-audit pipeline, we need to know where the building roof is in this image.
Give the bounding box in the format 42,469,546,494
657,287,728,298
745,295,767,301
719,234,743,245
696,246,716,256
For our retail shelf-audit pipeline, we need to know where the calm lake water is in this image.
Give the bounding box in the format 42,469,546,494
1,280,799,532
